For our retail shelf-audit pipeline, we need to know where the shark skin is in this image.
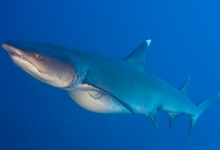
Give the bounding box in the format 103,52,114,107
2,40,219,139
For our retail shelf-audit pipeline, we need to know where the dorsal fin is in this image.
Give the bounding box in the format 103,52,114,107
124,40,151,70
179,77,190,96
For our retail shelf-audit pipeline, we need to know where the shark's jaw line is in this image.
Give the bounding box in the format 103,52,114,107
2,44,48,81
2,43,72,87
2,40,219,139
3,44,25,62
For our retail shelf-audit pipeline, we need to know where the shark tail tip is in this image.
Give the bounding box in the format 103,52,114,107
188,93,220,139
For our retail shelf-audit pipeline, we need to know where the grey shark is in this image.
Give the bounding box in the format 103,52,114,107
2,40,219,139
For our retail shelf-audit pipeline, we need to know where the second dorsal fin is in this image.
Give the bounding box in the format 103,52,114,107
124,40,151,70
179,77,190,96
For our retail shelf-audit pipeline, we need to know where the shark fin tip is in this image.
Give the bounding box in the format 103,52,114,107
124,39,151,70
145,39,151,46
179,77,190,96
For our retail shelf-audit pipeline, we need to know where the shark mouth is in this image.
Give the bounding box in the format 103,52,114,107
2,43,42,77
2,43,65,86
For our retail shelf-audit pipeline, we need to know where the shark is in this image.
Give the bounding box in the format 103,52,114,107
2,40,219,139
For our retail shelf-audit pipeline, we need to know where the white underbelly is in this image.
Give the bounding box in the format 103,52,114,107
67,85,131,114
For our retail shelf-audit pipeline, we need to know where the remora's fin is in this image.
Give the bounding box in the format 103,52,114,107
125,40,151,70
188,93,220,139
179,77,190,96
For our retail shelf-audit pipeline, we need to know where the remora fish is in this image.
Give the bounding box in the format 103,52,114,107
2,40,219,138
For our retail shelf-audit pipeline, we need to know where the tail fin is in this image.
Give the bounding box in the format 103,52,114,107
188,93,220,139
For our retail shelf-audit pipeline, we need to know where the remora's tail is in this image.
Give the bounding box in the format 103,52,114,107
188,93,220,139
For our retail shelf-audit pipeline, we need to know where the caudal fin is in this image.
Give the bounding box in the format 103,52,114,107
188,93,220,139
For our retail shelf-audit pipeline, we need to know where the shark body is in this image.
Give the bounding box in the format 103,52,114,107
2,40,219,138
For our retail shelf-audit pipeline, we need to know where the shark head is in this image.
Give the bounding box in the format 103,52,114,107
2,41,77,88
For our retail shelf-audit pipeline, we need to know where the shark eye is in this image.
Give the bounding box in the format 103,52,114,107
35,54,42,59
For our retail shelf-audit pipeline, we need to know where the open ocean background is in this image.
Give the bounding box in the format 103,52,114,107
1,1,220,150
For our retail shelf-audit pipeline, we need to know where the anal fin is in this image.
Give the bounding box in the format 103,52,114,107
168,112,182,129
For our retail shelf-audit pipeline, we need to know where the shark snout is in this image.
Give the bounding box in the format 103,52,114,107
2,43,24,59
2,43,10,51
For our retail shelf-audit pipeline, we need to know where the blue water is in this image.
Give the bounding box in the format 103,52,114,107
1,1,220,149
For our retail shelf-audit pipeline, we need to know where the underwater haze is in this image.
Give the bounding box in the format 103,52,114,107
1,0,220,150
